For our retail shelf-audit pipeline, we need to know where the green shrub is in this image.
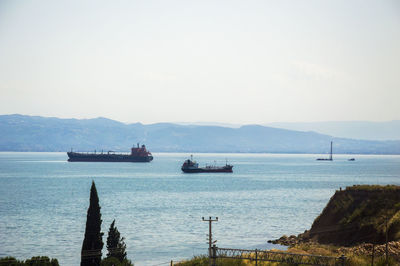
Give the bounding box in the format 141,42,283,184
24,256,59,266
101,257,133,266
0,256,59,266
0,257,24,266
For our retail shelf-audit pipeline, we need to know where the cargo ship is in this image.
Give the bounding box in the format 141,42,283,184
67,143,153,162
181,155,233,173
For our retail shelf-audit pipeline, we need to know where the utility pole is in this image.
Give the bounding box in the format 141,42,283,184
203,217,218,266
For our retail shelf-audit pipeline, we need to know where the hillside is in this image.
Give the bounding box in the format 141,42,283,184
300,185,400,246
1,114,400,154
267,121,400,141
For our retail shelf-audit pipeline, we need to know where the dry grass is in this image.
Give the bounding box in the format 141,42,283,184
175,242,400,266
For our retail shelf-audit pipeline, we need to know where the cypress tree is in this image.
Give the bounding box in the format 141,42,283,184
106,220,127,262
81,181,104,266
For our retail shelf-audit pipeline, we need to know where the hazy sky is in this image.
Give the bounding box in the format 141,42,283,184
0,0,399,124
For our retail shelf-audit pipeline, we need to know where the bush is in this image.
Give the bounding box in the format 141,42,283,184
175,255,246,266
0,257,24,266
101,257,133,266
24,257,59,266
0,256,59,266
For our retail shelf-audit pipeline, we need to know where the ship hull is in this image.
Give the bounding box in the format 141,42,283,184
181,166,233,173
67,152,153,162
181,156,233,173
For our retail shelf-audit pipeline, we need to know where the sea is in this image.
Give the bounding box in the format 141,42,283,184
0,152,399,265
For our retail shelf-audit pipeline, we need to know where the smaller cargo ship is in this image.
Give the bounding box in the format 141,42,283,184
67,143,153,162
181,155,233,173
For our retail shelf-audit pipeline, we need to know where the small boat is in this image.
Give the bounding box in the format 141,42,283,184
181,155,233,173
348,158,355,161
317,141,333,161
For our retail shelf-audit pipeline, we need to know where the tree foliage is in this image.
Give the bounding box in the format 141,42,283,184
106,220,128,262
100,257,133,266
0,256,59,266
81,181,104,266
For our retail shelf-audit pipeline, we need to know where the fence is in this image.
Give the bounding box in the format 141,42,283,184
210,245,346,266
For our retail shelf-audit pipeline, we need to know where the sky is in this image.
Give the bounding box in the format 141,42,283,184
0,0,399,124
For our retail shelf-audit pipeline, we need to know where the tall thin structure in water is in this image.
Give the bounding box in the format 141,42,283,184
317,141,333,161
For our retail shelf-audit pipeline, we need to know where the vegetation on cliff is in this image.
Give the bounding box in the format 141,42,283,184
301,185,400,246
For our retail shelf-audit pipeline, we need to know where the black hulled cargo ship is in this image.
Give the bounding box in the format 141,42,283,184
181,155,233,173
67,143,153,162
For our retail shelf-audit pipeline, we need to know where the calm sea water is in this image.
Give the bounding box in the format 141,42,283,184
0,152,399,265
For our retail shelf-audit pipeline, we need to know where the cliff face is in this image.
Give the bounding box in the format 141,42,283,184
303,185,400,246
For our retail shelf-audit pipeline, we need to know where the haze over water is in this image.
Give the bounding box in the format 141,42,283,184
0,152,400,265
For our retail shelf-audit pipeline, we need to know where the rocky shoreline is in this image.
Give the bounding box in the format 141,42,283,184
269,235,400,261
268,233,309,246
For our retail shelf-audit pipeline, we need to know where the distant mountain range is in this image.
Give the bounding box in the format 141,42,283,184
0,114,399,154
266,121,400,141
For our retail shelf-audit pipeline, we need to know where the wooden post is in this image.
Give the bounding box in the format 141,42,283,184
202,217,218,266
255,249,258,266
212,244,217,266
